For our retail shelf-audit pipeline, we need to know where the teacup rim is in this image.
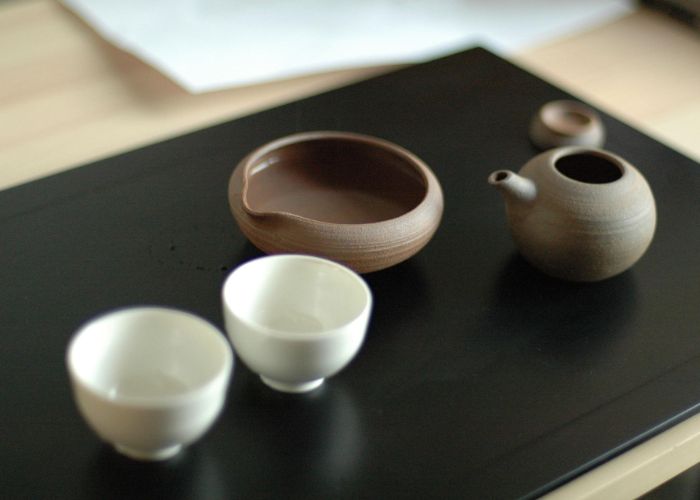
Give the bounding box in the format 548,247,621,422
66,306,234,408
221,254,373,340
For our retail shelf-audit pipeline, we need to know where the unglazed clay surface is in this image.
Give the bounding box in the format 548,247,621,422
229,131,444,273
489,147,656,281
529,100,606,150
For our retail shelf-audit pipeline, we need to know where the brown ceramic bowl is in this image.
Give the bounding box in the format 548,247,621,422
228,131,444,273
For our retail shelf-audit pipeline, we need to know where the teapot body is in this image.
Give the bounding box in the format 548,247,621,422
491,147,656,282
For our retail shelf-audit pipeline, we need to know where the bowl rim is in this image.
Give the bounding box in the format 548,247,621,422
236,130,442,228
222,254,373,341
66,306,234,408
538,100,602,138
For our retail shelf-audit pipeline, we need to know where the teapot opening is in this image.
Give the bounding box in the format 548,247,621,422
555,153,623,184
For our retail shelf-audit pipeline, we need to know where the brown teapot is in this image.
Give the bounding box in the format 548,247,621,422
489,147,656,281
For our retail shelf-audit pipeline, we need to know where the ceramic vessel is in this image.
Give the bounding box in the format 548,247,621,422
529,100,606,150
228,131,444,273
488,147,656,282
66,307,233,460
222,254,372,393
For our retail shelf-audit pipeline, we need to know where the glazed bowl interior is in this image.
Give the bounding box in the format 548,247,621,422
223,255,371,335
68,307,231,402
541,101,595,136
243,137,427,224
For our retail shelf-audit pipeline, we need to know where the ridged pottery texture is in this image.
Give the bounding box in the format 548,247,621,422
489,147,656,282
228,131,444,273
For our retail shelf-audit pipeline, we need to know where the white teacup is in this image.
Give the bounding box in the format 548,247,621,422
66,307,233,460
222,255,372,393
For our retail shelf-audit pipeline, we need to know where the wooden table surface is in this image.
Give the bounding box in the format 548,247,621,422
3,1,700,498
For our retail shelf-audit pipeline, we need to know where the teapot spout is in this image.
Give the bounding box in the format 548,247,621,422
488,170,537,205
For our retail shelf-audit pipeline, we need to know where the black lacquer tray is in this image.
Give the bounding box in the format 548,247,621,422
3,48,700,499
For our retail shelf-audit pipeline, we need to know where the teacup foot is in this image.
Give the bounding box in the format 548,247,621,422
260,376,324,393
115,443,182,461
